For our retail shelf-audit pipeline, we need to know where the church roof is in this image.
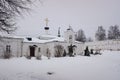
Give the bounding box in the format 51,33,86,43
24,35,65,43
0,33,65,43
24,37,48,43
39,35,57,40
47,36,65,42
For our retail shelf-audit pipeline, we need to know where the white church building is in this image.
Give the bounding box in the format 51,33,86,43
0,22,120,58
0,26,84,58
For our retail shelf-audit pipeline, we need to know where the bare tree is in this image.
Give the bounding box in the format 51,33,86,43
95,26,106,41
54,45,64,57
0,0,37,34
108,25,120,39
76,29,86,42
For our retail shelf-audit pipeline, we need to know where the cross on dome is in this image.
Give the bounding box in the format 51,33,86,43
45,18,49,27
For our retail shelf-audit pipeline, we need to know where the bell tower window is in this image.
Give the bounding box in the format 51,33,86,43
69,35,73,43
69,35,72,39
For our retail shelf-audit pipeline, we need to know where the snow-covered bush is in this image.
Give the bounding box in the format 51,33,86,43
3,51,12,59
36,56,42,60
46,48,51,59
54,45,64,57
63,49,67,57
25,56,31,59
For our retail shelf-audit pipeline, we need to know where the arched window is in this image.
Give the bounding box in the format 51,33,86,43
69,35,73,43
69,35,72,39
6,45,11,53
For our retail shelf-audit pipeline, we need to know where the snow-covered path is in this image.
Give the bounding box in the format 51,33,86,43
0,51,120,80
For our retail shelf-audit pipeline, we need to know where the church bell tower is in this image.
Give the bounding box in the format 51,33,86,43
58,27,61,37
64,25,75,44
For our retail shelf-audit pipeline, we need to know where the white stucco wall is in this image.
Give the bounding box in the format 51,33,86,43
0,37,23,57
85,40,120,51
74,42,84,55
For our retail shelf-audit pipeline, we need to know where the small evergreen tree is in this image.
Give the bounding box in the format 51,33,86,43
90,49,94,54
84,46,90,56
63,50,67,57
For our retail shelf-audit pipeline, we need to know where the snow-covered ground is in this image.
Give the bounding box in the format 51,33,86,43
0,51,120,80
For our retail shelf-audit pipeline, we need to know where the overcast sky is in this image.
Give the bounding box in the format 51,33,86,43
16,0,120,39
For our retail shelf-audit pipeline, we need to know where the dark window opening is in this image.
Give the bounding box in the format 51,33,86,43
69,35,72,39
6,45,11,53
27,37,32,41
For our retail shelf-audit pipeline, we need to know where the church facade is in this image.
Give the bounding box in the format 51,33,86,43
0,26,84,58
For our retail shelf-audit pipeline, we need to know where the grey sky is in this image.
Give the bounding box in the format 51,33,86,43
16,0,120,39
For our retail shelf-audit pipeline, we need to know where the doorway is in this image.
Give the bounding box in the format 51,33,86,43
30,46,35,57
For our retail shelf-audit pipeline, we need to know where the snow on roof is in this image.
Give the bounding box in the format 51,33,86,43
47,37,65,42
24,37,49,43
0,33,65,43
24,36,65,43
